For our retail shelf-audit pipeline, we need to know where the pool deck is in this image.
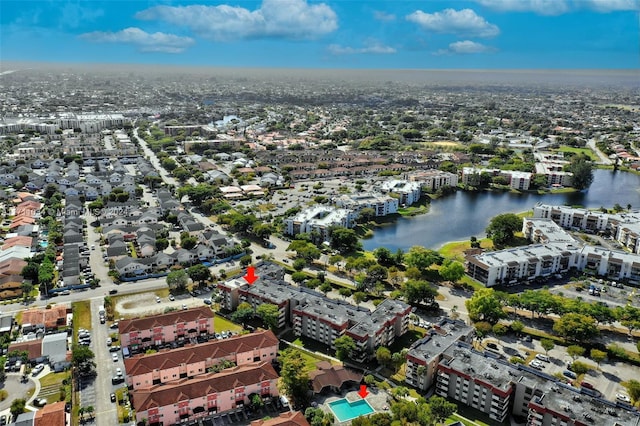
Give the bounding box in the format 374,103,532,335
313,387,391,425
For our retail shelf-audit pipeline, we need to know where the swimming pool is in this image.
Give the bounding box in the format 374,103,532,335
328,398,374,422
39,241,48,248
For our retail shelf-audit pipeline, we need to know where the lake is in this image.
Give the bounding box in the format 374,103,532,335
362,169,640,251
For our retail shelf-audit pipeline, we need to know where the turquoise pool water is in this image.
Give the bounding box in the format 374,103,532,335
329,398,374,422
39,241,48,248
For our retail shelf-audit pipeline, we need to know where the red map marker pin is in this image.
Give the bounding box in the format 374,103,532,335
243,265,258,285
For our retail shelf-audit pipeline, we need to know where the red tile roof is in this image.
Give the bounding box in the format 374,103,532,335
308,361,362,394
124,330,278,376
132,362,279,412
251,411,310,426
119,306,214,334
34,401,66,426
22,305,69,329
0,259,27,276
8,340,42,360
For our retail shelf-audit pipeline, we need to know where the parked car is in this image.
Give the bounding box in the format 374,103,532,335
616,393,631,403
169,294,175,301
111,375,125,385
112,353,119,362
182,304,188,310
109,289,118,295
486,342,499,350
203,298,212,305
535,354,550,362
581,382,595,390
0,414,6,425
109,345,121,353
110,321,119,329
31,364,45,377
33,398,47,407
529,360,543,370
563,370,577,379
156,296,161,303
110,393,116,403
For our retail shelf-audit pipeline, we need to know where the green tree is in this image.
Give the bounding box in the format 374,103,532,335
570,361,591,375
465,288,505,325
256,303,280,331
567,345,586,360
485,213,522,247
329,227,361,254
187,264,211,286
553,313,599,343
623,379,640,404
566,154,594,190
353,291,367,306
403,280,438,307
278,348,310,407
166,269,189,291
71,344,96,377
404,246,443,271
376,346,392,367
590,348,607,367
429,395,457,424
334,335,356,361
10,399,26,419
540,338,555,356
439,259,465,283
231,302,254,324
510,320,525,335
373,247,394,266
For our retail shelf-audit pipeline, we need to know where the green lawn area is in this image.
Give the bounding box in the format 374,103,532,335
214,315,243,333
438,238,493,261
38,371,68,388
72,301,92,332
556,146,597,161
284,345,338,373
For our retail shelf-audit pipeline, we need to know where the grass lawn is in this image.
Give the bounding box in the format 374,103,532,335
556,146,597,161
38,371,68,388
214,315,243,333
447,413,486,426
115,387,130,423
72,301,92,332
439,239,493,261
286,346,338,373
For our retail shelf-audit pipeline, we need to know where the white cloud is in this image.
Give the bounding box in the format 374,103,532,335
406,8,500,38
474,0,638,14
373,11,396,22
135,0,337,41
328,39,396,55
80,27,195,53
436,40,496,55
580,0,640,12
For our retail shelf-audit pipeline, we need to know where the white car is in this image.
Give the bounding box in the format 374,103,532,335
529,360,543,370
616,393,631,403
112,353,119,362
535,354,550,362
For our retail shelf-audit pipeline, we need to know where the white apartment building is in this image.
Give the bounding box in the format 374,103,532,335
466,215,640,286
379,180,422,206
283,206,357,241
409,170,459,191
461,167,532,190
334,193,399,217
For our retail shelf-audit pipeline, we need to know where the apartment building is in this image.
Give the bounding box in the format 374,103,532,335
420,341,640,426
405,319,475,391
124,330,278,389
534,203,640,255
345,299,412,362
132,362,280,426
119,306,215,352
334,193,399,217
283,206,358,241
534,162,573,188
218,263,411,360
436,345,513,423
380,180,422,206
461,167,532,190
409,170,459,191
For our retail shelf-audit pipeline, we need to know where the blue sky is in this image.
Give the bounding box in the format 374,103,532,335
1,0,638,69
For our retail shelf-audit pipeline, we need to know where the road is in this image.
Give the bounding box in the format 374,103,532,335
587,138,612,165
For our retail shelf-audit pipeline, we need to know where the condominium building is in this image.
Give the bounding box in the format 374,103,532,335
419,341,640,426
405,319,475,391
283,206,358,241
534,162,573,188
334,193,399,217
124,330,279,389
409,170,459,191
118,306,215,352
461,167,532,190
218,263,411,360
380,180,422,206
132,362,280,425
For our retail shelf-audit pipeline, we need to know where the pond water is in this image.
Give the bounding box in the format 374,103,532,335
362,169,640,251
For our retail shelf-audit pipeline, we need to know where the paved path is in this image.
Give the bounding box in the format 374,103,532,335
587,138,612,164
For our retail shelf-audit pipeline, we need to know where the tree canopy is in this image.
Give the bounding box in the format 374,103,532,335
485,213,522,248
465,288,505,325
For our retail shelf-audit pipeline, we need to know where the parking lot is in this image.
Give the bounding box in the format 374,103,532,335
482,334,639,404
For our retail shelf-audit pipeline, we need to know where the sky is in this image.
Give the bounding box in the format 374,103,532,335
1,0,639,69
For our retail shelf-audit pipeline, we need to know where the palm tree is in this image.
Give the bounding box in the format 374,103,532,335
86,405,94,420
